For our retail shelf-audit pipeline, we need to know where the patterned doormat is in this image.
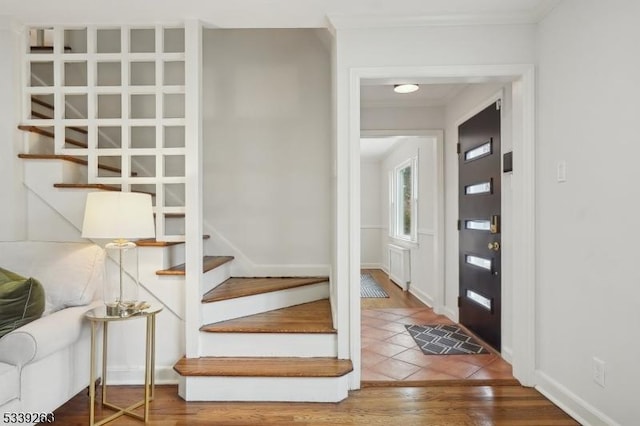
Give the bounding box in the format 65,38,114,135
360,274,389,298
405,324,490,355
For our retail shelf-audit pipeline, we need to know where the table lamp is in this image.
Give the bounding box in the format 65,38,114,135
81,192,155,316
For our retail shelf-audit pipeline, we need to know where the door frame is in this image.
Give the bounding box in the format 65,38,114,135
346,64,536,387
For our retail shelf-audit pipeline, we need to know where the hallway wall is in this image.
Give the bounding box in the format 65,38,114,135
536,1,640,424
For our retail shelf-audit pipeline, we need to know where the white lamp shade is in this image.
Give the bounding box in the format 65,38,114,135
82,192,155,240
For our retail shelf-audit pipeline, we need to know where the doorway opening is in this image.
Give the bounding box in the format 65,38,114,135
349,66,536,388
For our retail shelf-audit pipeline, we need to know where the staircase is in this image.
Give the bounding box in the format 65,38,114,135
174,273,351,402
17,27,352,403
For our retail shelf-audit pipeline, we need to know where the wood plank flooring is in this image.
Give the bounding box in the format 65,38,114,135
174,357,352,377
49,384,579,425
361,269,425,309
200,299,335,333
202,276,328,303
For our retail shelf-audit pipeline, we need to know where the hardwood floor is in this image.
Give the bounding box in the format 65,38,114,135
49,384,578,425
361,269,424,309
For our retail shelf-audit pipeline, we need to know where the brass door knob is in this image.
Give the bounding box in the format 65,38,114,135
488,241,500,251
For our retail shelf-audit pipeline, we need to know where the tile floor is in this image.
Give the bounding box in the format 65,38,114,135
361,306,515,383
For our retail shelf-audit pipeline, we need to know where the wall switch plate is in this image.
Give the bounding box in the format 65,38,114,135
557,161,567,182
592,357,605,387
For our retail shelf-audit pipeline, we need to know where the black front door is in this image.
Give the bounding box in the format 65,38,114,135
458,101,502,351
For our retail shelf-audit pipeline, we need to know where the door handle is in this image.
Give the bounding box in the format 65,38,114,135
487,242,500,252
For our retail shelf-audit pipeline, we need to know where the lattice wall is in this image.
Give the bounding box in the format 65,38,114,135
23,25,187,240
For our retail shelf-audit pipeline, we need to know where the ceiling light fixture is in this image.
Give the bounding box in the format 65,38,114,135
393,83,419,94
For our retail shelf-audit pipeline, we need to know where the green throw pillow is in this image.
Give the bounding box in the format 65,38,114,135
0,267,45,339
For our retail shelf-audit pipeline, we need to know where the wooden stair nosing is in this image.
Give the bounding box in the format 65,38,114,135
53,183,156,197
156,255,234,276
136,235,210,247
30,46,72,53
18,153,135,176
202,276,329,304
200,299,336,334
18,125,88,148
29,111,89,135
173,357,353,378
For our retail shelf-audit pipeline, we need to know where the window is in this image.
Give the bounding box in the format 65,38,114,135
390,157,418,242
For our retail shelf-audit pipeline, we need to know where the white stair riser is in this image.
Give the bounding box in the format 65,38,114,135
178,376,349,402
201,282,329,324
200,263,232,295
138,244,185,270
199,333,337,357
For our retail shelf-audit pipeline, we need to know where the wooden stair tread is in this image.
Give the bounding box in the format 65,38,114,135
30,46,72,53
31,96,54,110
202,276,329,303
18,125,88,148
136,235,210,247
156,255,234,276
53,183,155,197
200,299,335,334
173,356,353,378
18,153,134,175
30,111,89,135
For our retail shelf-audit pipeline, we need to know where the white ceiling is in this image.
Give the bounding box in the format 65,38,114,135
1,0,560,27
360,137,403,161
361,83,467,108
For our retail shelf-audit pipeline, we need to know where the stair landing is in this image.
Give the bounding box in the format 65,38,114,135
156,255,234,276
200,299,335,334
202,276,328,303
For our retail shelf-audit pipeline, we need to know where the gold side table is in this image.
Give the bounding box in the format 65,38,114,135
85,305,162,426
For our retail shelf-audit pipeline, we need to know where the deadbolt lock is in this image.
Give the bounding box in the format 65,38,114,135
490,215,500,234
488,242,500,251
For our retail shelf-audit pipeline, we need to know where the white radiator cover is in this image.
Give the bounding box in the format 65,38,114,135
388,244,411,290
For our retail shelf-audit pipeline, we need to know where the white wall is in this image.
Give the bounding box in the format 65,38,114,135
361,105,444,131
202,29,331,273
535,1,640,425
379,136,438,306
0,19,26,241
360,160,382,267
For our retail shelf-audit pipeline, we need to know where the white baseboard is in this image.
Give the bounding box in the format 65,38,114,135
501,345,513,363
361,263,383,270
106,366,179,385
442,306,458,323
408,286,434,308
535,371,620,426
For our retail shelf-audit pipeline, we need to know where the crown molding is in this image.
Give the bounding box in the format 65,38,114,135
328,4,560,31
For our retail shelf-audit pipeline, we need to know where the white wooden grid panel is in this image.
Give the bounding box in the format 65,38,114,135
23,24,187,241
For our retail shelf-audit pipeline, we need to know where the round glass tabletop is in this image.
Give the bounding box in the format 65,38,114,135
85,304,163,322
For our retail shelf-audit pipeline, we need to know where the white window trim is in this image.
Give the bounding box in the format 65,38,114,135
391,156,418,243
